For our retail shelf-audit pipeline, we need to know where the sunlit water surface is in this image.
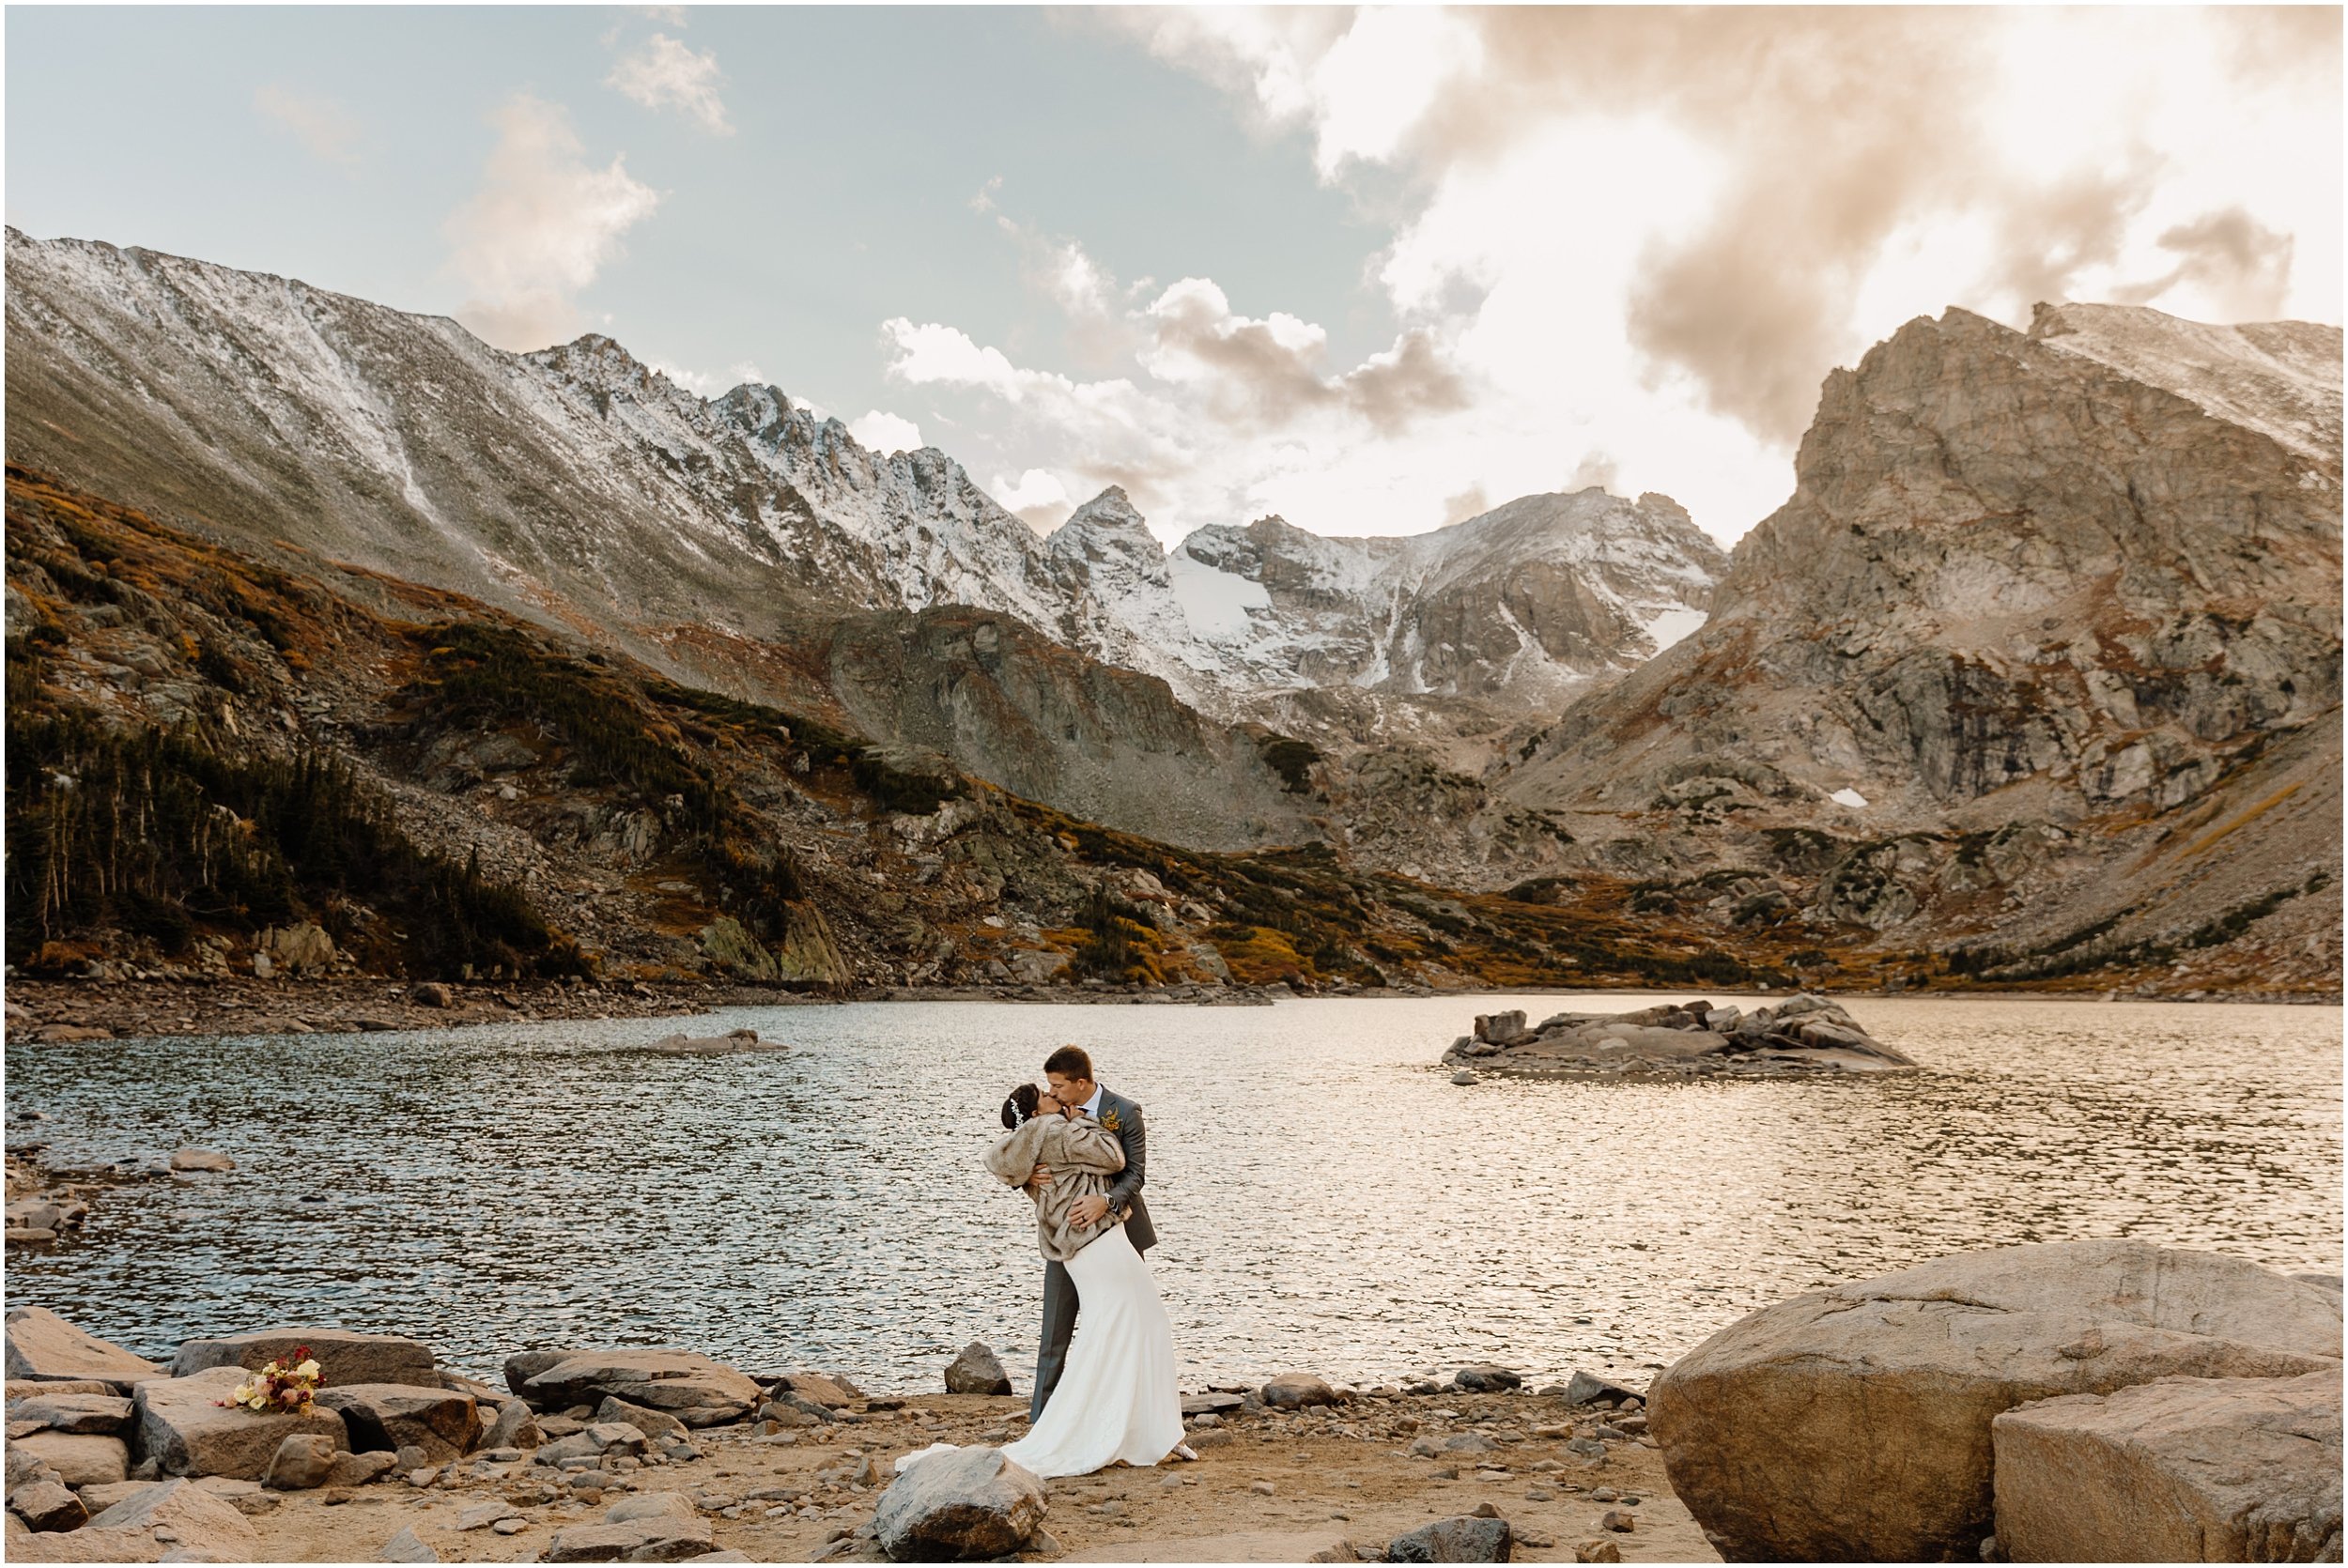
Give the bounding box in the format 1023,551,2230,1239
6,994,2339,1391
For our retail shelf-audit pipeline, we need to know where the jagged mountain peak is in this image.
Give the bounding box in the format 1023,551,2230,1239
1048,485,1162,560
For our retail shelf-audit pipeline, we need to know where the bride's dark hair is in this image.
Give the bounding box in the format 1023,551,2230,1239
1001,1082,1041,1130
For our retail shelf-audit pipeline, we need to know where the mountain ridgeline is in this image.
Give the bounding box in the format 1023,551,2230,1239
5,225,2340,995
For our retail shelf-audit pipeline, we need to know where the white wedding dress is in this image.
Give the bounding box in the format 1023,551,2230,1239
898,1222,1183,1479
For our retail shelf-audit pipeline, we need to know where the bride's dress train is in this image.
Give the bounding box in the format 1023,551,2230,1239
897,1224,1182,1480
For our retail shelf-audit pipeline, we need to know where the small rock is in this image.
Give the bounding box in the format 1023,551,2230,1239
8,1479,86,1532
1560,1372,1640,1409
944,1343,1013,1397
1252,1481,1276,1496
325,1452,399,1488
262,1434,339,1491
1260,1373,1341,1410
1573,1541,1621,1563
409,983,453,1008
1599,1510,1635,1532
1452,1366,1522,1393
379,1525,440,1561
1385,1515,1513,1562
167,1149,234,1174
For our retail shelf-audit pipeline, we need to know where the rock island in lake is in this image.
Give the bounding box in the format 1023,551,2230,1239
1444,994,1915,1078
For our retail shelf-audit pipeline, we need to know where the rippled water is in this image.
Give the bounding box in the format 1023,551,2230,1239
5,994,2340,1393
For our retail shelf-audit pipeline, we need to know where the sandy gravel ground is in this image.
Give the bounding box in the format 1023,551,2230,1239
234,1390,1717,1563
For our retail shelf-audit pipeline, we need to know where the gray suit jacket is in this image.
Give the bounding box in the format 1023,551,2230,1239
1093,1086,1155,1253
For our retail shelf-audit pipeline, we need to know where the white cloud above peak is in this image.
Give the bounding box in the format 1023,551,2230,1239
846,409,925,454
444,93,662,350
607,32,734,135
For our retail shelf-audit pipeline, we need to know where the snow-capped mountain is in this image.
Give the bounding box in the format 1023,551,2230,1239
1150,488,1727,711
4,225,1722,742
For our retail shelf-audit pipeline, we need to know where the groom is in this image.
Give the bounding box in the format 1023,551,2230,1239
1021,1044,1153,1422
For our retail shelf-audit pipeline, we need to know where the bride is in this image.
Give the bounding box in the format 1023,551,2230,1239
898,1082,1186,1479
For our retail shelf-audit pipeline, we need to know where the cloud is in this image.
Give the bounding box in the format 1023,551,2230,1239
2111,208,2295,321
254,85,362,168
1118,7,2340,534
846,409,925,454
646,358,769,396
877,212,1494,540
444,94,662,350
992,468,1073,530
1440,484,1488,526
884,319,1031,399
1566,453,1618,495
607,33,733,135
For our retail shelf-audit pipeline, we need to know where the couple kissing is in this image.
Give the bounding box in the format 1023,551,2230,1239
895,1046,1189,1481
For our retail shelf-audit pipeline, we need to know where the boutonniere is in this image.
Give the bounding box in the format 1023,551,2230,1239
1102,1109,1122,1132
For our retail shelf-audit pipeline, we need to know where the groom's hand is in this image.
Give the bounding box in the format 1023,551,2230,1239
1070,1194,1110,1227
1025,1164,1051,1193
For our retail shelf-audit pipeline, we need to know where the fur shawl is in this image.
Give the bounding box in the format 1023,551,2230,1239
986,1112,1127,1262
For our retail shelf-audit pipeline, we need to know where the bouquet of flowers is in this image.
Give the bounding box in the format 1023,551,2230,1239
217,1348,324,1415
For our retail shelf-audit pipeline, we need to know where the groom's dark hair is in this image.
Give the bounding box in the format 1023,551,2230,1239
1043,1045,1093,1080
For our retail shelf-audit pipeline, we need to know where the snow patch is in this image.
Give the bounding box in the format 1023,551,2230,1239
1643,606,1707,652
1166,550,1270,640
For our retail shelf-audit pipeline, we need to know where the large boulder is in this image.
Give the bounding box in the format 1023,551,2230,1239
1993,1371,2342,1562
1651,1241,2343,1561
7,1433,128,1486
87,1479,260,1558
169,1328,438,1389
3,1310,162,1388
132,1365,350,1480
875,1446,1048,1560
506,1349,760,1424
5,1392,132,1436
944,1344,1012,1397
315,1384,478,1462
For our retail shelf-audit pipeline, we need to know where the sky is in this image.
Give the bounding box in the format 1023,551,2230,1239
4,6,2340,546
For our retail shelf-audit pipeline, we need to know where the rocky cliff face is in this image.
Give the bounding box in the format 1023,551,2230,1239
1485,302,2342,992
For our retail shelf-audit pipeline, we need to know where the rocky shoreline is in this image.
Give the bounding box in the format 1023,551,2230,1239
3,1310,1710,1565
2,974,2335,1050
7,1239,2339,1564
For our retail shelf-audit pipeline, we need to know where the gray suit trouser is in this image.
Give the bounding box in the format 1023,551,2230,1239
1030,1256,1082,1423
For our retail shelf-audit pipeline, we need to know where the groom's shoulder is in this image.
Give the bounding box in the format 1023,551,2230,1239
1104,1085,1144,1117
